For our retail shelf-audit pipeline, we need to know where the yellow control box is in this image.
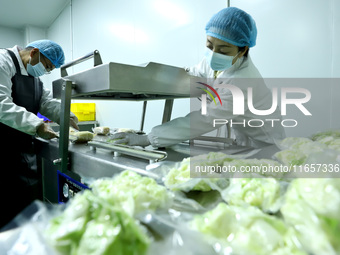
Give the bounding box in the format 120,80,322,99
71,103,96,122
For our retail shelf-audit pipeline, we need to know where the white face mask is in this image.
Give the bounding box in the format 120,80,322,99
27,54,47,77
206,49,240,71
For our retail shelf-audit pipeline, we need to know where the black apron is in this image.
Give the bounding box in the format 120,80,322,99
0,49,43,230
1,50,43,151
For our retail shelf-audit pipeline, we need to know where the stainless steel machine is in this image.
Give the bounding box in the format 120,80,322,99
38,50,195,203
37,50,277,203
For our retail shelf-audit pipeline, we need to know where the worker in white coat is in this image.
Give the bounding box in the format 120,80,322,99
112,7,286,148
0,40,78,229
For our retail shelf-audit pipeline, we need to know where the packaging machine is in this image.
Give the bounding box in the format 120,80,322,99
37,50,275,203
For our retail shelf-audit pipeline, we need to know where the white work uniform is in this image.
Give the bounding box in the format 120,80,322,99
147,55,286,148
0,46,62,134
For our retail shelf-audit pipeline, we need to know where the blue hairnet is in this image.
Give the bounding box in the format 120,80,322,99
205,7,257,47
26,40,65,68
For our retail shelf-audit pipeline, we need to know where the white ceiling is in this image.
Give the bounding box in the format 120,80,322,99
0,0,71,29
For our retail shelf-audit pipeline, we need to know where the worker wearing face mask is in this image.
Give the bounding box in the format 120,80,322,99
0,40,78,229
111,7,286,148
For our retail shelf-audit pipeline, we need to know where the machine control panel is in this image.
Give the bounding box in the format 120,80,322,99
57,170,89,203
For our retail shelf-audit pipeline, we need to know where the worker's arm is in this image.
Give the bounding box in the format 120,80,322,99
39,84,79,129
147,90,235,147
0,62,44,135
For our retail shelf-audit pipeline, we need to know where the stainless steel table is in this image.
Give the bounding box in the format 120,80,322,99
36,137,279,203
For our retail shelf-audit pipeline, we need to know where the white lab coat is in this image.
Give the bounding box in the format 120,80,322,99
0,46,62,135
148,55,286,148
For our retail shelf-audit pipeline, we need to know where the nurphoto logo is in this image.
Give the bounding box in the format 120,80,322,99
197,81,312,128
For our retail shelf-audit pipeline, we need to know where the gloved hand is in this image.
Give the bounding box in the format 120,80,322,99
70,115,79,130
110,132,150,147
36,123,58,140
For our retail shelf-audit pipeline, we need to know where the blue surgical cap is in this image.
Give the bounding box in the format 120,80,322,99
26,40,65,68
205,7,257,48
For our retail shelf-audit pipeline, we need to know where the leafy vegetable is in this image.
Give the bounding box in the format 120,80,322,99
70,131,95,143
221,177,286,213
274,149,307,166
274,137,327,166
164,152,233,192
316,137,340,152
281,178,340,255
91,170,173,216
191,203,307,255
310,129,340,141
279,137,313,149
46,190,150,255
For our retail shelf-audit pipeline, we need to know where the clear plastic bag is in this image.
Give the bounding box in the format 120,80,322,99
0,201,62,255
138,212,219,255
146,161,227,213
92,126,110,135
69,130,95,143
0,200,221,255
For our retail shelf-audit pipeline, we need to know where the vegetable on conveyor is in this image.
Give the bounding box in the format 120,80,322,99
221,177,286,213
46,189,150,255
281,178,340,255
93,126,110,135
90,170,174,216
190,203,308,255
69,131,95,143
164,152,234,192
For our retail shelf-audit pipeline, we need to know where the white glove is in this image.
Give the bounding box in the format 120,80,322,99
69,113,79,129
110,132,150,147
36,123,58,140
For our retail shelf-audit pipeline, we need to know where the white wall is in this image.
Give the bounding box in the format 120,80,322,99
330,0,340,128
0,25,47,50
230,0,334,78
46,0,228,132
0,25,52,88
231,0,340,137
24,26,47,46
0,26,24,48
44,0,340,138
44,4,73,90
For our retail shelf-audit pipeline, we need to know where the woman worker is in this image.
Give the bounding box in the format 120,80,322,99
112,7,286,148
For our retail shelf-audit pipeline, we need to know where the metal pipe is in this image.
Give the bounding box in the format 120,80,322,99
162,99,174,124
58,80,74,172
61,50,102,77
87,141,168,162
139,101,147,133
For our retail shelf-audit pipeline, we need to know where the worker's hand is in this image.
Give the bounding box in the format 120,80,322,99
110,132,150,147
36,123,58,140
70,115,79,130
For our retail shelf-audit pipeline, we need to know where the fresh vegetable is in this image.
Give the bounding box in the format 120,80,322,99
310,129,340,141
70,131,95,143
93,126,110,135
164,157,212,192
274,149,307,166
274,137,327,166
279,137,313,149
164,152,234,192
46,190,150,255
91,170,173,216
281,178,340,255
222,177,286,213
315,136,340,152
191,203,307,255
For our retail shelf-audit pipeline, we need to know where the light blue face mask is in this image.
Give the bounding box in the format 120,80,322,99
206,49,240,71
27,54,47,77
